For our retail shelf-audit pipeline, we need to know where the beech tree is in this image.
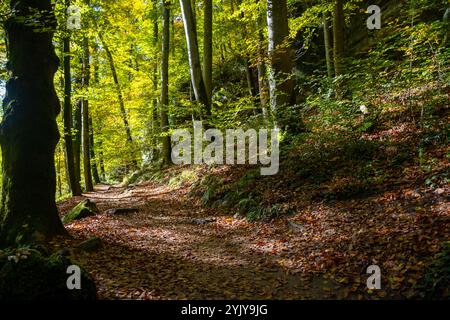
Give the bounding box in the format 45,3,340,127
179,0,211,118
160,0,172,165
0,0,66,245
62,0,82,196
266,0,296,128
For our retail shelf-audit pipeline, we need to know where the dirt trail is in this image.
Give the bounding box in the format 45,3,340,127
57,182,340,300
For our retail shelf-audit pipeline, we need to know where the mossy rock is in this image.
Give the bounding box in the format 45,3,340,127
76,237,103,252
0,247,97,300
62,199,99,224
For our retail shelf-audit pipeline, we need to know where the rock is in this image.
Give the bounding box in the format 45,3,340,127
0,248,97,300
105,208,139,215
62,199,99,224
76,237,103,252
287,220,305,232
191,218,216,225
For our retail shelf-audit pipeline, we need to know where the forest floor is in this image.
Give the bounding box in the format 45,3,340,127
55,165,449,299
56,182,346,299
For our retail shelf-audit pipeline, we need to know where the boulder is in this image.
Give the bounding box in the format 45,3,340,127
62,199,99,224
76,237,103,252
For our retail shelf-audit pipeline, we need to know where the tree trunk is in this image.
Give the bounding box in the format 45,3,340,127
100,34,137,168
266,0,296,128
98,138,106,181
82,35,94,192
323,12,333,78
151,10,160,161
89,117,101,184
73,98,82,188
333,0,344,77
100,36,134,144
62,0,82,196
0,0,67,245
203,0,213,104
161,0,172,165
179,0,211,118
256,17,269,117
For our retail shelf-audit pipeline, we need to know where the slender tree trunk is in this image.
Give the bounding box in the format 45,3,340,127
62,0,82,196
257,62,269,116
0,0,67,245
98,138,106,181
99,34,137,169
266,0,296,128
245,59,258,98
203,0,213,104
89,117,100,184
73,98,82,188
161,1,172,165
100,35,134,145
256,17,269,117
323,12,333,78
179,0,211,118
333,0,344,77
82,34,94,192
57,144,63,198
151,12,160,160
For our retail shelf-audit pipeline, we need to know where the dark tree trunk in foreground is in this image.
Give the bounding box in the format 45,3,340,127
82,35,94,192
179,0,211,118
62,0,82,196
0,0,66,245
161,0,172,165
266,0,296,128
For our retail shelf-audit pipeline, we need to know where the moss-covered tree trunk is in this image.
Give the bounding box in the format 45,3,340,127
0,0,67,245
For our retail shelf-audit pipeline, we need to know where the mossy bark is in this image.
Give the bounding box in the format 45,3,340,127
0,0,67,246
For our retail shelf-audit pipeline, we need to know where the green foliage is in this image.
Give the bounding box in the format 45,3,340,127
417,241,450,299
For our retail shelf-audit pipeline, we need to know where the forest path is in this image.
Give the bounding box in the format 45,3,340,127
57,182,341,300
